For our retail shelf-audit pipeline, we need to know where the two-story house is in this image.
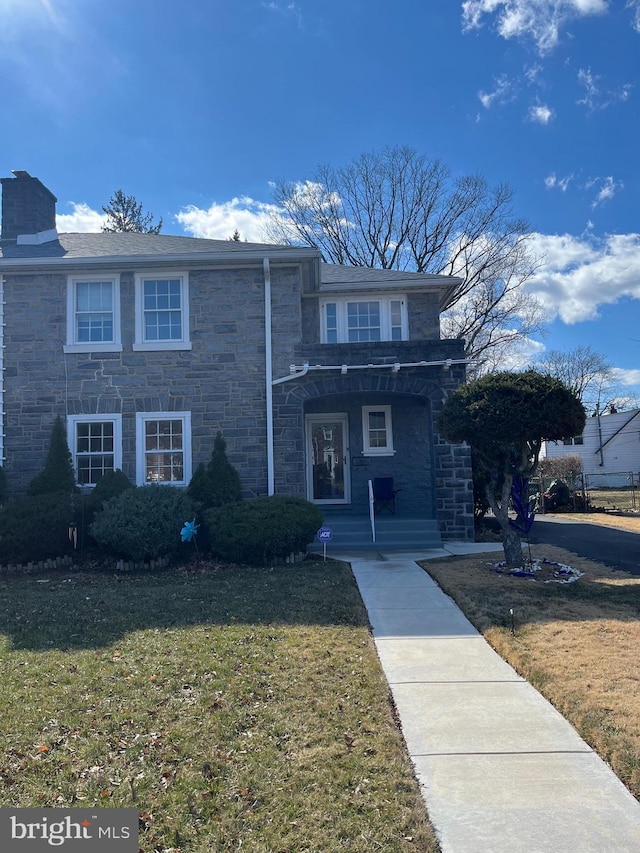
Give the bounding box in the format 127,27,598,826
0,170,473,547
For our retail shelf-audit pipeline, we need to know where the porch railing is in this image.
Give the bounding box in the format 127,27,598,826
368,479,376,543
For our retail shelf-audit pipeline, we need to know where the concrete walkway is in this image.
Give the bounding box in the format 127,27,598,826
340,544,640,853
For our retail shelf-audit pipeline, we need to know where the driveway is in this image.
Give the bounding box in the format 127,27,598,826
529,516,640,576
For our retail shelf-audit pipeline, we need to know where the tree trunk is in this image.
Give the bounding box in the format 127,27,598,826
502,526,525,568
485,476,526,568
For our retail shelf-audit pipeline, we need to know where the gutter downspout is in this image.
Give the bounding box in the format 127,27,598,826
0,275,4,468
263,258,275,496
595,403,605,467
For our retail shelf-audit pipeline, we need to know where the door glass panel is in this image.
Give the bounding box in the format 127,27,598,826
311,420,345,500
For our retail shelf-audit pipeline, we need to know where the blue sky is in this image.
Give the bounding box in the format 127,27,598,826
2,0,639,394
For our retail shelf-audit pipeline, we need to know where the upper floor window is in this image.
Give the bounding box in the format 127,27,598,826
64,275,122,353
67,414,123,486
134,272,191,351
321,297,407,343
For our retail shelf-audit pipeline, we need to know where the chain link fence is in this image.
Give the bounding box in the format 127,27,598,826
530,471,638,513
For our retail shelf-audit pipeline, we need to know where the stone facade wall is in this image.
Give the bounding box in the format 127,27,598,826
2,263,473,541
3,264,303,496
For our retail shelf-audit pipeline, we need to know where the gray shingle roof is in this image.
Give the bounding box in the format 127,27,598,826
0,231,292,260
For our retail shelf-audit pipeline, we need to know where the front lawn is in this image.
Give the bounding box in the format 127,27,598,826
0,559,437,852
421,545,640,801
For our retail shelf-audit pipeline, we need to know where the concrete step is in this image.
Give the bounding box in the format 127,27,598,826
310,515,442,552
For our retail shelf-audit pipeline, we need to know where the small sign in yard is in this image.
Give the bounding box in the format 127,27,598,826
317,526,333,560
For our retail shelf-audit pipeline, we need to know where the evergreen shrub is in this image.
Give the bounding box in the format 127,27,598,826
91,485,195,562
0,492,76,563
27,416,77,497
206,496,323,565
187,431,242,509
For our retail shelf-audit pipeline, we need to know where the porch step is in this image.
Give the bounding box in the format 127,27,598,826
309,515,442,552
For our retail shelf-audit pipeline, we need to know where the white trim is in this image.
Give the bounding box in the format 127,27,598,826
263,258,275,496
135,411,192,487
362,405,395,456
64,274,122,354
67,413,123,486
320,295,408,343
133,271,191,351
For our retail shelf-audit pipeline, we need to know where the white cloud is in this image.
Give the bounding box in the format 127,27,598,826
612,367,640,387
529,103,554,123
56,202,105,232
526,232,640,324
478,74,513,108
462,0,609,53
175,197,283,242
590,176,623,207
544,173,573,191
262,1,303,27
577,67,634,109
627,0,640,32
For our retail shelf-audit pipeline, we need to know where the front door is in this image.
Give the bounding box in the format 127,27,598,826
305,414,351,504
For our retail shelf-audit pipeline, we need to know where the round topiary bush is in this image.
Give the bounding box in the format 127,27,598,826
206,495,324,565
0,491,76,563
91,485,195,562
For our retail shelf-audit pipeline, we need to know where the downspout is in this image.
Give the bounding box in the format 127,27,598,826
595,403,604,467
0,275,4,468
263,258,275,495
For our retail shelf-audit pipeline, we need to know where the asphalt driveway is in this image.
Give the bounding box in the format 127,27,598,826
529,516,640,576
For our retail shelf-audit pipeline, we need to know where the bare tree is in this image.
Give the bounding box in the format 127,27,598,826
266,146,544,366
102,189,163,234
535,346,637,414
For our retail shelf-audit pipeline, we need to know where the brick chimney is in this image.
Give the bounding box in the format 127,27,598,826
0,170,58,243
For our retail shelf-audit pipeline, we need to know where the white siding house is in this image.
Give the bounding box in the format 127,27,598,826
543,408,640,484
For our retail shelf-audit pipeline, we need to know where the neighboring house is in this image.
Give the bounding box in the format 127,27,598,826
543,407,640,485
0,170,474,544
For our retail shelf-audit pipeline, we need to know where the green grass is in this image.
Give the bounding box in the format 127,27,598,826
0,560,437,853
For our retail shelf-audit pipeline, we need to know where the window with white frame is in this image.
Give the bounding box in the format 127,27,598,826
362,405,394,455
134,272,191,350
64,275,122,353
321,297,407,343
67,414,122,486
136,412,192,486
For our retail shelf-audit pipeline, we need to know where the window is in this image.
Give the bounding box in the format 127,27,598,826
67,414,122,486
321,297,407,343
134,272,191,350
362,405,394,456
136,412,192,486
562,435,584,446
64,275,122,353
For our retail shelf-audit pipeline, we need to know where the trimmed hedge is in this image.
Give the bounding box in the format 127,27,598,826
206,496,323,565
91,485,195,562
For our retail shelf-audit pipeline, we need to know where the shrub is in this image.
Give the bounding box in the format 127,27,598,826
80,469,135,547
28,415,77,497
91,485,195,562
187,431,242,509
206,496,323,565
0,491,76,563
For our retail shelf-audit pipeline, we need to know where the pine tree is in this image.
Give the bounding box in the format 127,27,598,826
102,189,163,234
